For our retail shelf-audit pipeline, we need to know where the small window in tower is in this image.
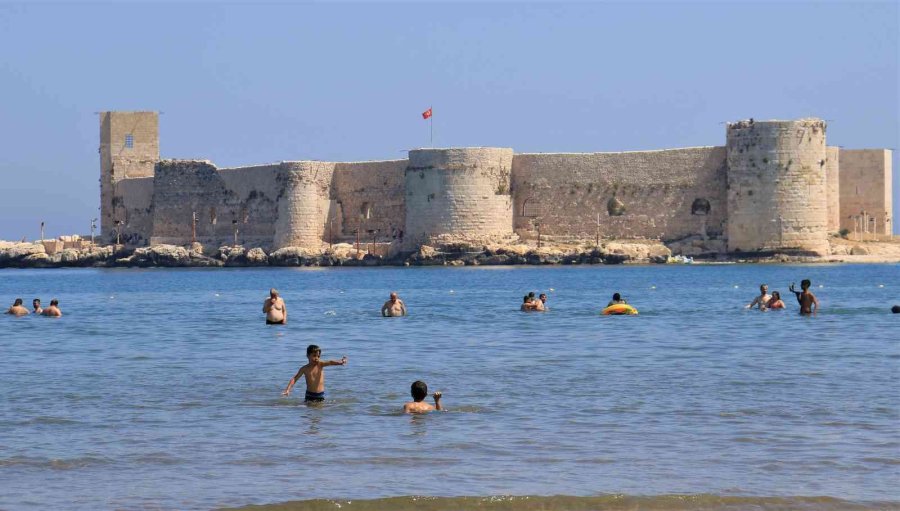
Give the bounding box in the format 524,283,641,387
125,134,134,148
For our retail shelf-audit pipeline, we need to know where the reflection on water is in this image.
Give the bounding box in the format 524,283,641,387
0,264,898,510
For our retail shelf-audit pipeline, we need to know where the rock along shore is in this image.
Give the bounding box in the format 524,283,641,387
2,238,899,269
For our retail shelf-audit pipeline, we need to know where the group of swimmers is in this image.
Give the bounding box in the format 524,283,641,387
745,279,819,314
267,277,859,412
520,291,548,311
266,289,431,411
280,343,442,413
5,297,62,317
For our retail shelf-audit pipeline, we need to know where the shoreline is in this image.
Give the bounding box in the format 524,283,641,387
218,494,898,511
2,238,899,269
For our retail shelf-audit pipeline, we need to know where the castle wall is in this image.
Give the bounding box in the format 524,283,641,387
726,119,828,254
273,161,336,249
218,164,281,243
825,146,841,233
404,148,514,247
102,111,892,254
117,177,154,246
150,160,232,246
839,149,893,235
332,160,407,241
511,147,727,242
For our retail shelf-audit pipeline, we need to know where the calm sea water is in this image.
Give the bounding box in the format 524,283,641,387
1,264,898,510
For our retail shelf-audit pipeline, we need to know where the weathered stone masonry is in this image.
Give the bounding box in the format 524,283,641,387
100,112,893,255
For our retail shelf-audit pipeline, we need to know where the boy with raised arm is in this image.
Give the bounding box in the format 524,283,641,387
282,344,347,402
789,279,819,315
403,380,443,414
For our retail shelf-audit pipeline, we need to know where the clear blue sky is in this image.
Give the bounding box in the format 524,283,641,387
0,1,896,240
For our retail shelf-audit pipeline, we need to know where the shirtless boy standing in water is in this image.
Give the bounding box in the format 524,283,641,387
282,345,347,402
790,279,819,315
263,288,287,325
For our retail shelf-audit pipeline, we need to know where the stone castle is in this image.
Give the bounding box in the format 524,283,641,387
100,111,893,256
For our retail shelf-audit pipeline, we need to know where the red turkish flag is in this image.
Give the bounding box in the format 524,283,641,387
422,108,432,120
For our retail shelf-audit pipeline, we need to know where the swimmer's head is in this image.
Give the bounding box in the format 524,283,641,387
523,295,530,303
32,298,40,307
612,293,621,301
13,298,23,306
892,305,900,314
528,292,535,299
539,293,547,302
306,344,321,361
760,284,768,293
801,279,811,290
269,288,279,298
411,380,428,402
390,292,398,301
771,291,780,300
50,299,59,306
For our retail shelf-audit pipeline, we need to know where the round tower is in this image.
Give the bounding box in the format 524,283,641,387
725,119,828,254
404,148,514,248
273,161,335,250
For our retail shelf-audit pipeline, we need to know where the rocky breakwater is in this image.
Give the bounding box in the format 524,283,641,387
0,241,222,268
1,240,679,268
116,245,222,267
0,241,123,268
405,240,673,266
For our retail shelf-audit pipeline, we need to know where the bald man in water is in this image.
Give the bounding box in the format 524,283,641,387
381,292,407,317
263,288,287,325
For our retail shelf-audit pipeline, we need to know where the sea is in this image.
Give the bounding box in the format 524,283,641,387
1,264,898,511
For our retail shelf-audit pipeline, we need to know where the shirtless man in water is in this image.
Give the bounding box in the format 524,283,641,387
381,292,407,317
263,288,287,325
746,284,771,310
790,279,819,315
6,298,29,316
41,299,62,317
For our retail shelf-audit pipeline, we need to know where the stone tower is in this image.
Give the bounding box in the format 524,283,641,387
726,119,828,254
99,111,159,242
404,147,514,248
272,161,336,250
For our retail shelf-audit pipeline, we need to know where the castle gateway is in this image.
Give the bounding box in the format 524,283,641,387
100,112,892,255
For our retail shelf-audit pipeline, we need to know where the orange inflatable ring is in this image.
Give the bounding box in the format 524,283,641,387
602,304,639,315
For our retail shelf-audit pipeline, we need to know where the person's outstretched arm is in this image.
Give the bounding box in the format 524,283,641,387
263,299,271,313
811,293,819,314
433,392,443,411
282,367,305,396
282,302,287,324
746,297,759,309
381,302,389,317
321,356,348,367
401,300,408,316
